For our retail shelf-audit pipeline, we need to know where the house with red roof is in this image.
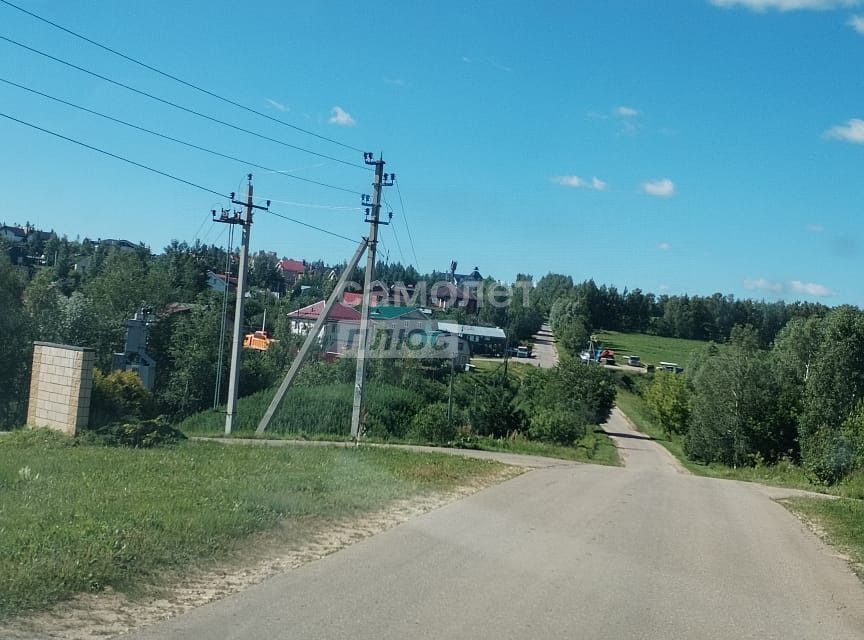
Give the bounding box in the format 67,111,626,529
277,258,306,284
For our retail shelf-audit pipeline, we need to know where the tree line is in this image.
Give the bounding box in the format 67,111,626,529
536,273,828,357
640,308,864,484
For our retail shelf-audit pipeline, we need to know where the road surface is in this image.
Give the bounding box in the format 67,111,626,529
123,410,864,639
527,323,559,368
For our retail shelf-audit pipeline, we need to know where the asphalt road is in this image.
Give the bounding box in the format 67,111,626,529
123,410,864,639
527,323,559,368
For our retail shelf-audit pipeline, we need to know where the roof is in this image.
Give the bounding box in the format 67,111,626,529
369,306,427,320
288,300,361,322
437,322,506,339
342,291,385,307
0,225,26,238
207,270,238,285
277,258,305,274
431,283,478,300
100,238,137,249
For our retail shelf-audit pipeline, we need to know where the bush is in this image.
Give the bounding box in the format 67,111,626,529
802,430,856,485
84,417,186,448
90,370,153,427
529,409,586,445
644,372,692,436
409,403,456,444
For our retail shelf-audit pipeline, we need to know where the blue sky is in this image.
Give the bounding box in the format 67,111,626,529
1,0,863,305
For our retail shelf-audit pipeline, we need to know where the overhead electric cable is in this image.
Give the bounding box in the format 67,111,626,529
0,77,362,195
394,179,421,271
265,210,357,244
0,110,226,197
383,195,407,264
0,0,365,153
0,111,360,246
0,35,370,171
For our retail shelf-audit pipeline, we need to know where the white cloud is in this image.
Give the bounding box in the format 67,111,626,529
615,106,639,118
591,176,607,191
790,280,834,297
824,118,864,143
849,14,864,31
461,56,472,63
806,223,825,233
710,0,859,11
657,242,672,251
328,106,356,127
744,277,784,293
265,98,287,112
383,77,407,86
641,178,676,198
552,175,607,190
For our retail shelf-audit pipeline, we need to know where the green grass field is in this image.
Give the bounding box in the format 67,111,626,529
0,429,507,620
595,330,708,368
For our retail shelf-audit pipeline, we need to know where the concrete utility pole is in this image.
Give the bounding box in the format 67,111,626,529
350,154,394,440
212,175,269,435
256,238,369,434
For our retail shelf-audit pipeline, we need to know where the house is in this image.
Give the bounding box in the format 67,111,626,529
448,261,483,288
431,282,478,312
0,224,26,243
206,270,237,293
341,285,387,308
436,322,507,357
98,238,139,252
288,299,361,358
277,258,306,284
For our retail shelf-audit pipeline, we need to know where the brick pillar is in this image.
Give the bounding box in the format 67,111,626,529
26,342,95,436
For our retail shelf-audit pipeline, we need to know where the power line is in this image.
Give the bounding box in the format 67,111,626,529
0,110,361,246
254,196,361,211
0,110,226,198
0,34,370,172
383,194,407,264
394,179,421,271
0,76,362,195
265,210,357,244
0,0,365,154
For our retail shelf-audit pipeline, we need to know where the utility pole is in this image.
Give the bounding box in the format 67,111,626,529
212,174,269,435
256,238,369,434
350,154,394,440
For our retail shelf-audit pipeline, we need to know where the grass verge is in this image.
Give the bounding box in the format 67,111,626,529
0,429,508,620
782,497,864,576
462,429,620,465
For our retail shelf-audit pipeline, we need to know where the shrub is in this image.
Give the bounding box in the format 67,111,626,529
85,417,186,448
90,370,153,427
802,430,855,485
644,372,692,435
529,409,586,445
409,402,456,444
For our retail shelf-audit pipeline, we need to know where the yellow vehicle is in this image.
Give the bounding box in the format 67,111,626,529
243,330,274,351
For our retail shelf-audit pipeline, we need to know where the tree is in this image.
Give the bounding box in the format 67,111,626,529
0,255,31,427
799,307,864,482
645,372,692,436
685,326,793,466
